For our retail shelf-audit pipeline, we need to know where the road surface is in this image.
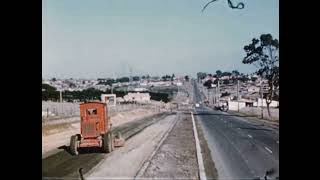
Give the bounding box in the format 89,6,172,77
192,80,279,179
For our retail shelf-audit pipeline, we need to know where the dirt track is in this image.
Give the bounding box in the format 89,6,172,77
42,113,172,179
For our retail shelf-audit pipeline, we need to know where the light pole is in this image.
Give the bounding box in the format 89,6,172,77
237,80,240,112
59,90,64,117
111,84,114,94
260,83,264,119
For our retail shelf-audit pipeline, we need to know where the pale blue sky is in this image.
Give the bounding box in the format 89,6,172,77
42,0,279,79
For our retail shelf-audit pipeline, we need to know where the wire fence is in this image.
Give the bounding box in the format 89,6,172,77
42,101,166,121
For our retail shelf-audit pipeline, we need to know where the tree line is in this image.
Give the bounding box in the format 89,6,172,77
42,83,171,103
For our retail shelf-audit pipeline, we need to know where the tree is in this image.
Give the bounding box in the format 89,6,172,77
222,71,232,77
171,74,175,81
221,91,231,97
132,76,140,81
203,80,213,89
243,34,279,117
42,84,59,101
232,70,240,76
161,75,171,81
106,79,116,86
251,76,258,82
117,77,130,83
216,70,222,78
185,75,189,82
197,72,207,80
223,79,230,85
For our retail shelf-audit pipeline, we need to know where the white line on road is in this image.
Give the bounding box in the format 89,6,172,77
265,147,273,154
247,134,253,138
191,112,207,180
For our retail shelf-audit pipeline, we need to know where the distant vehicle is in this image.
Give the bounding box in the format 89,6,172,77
195,103,200,107
214,100,229,112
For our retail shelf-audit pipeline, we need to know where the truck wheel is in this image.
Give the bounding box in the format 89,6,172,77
103,132,114,153
70,135,79,155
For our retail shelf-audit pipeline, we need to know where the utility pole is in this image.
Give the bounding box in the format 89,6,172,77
60,90,62,103
217,80,220,107
237,80,240,112
212,87,217,105
207,88,210,105
59,90,63,117
260,83,264,119
215,85,218,105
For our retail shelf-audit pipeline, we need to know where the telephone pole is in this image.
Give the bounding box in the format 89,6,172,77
217,80,220,107
214,86,216,105
260,83,264,119
59,90,62,103
59,90,63,117
237,80,240,112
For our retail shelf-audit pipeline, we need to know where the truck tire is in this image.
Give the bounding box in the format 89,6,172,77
103,132,113,153
70,135,79,155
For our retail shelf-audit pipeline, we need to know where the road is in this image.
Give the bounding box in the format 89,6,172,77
192,80,279,179
42,113,172,179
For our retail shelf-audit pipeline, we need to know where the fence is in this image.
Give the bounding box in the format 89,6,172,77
228,101,246,111
238,106,279,120
42,101,163,121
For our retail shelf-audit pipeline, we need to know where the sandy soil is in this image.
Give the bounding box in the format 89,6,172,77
42,107,159,157
85,115,177,179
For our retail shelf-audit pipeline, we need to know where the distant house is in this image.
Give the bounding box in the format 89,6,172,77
123,92,151,103
220,76,230,80
133,87,149,92
248,86,260,93
253,98,279,107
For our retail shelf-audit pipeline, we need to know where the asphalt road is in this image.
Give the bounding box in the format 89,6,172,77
192,80,279,179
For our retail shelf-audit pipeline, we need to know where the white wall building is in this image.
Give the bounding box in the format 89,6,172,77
248,86,260,93
123,93,151,103
253,98,279,107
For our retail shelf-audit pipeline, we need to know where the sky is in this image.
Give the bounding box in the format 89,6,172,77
42,0,279,79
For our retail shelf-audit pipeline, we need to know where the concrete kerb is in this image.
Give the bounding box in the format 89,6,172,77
191,112,207,180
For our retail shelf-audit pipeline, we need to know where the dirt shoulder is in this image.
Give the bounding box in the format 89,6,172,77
141,113,199,179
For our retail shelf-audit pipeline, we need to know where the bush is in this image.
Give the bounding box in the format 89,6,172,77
149,92,170,102
221,92,230,97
